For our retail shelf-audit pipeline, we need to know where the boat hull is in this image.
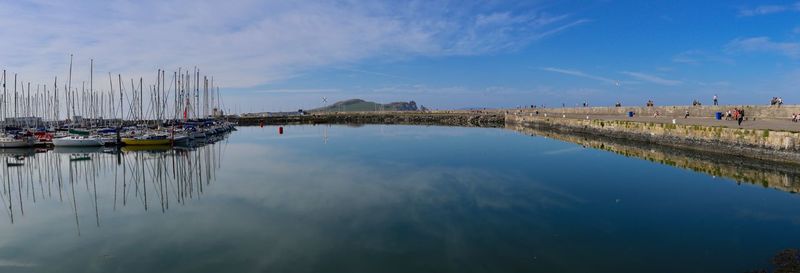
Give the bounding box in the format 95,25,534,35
121,138,172,146
0,139,35,148
52,138,104,147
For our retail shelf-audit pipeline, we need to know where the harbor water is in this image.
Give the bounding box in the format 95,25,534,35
0,125,798,272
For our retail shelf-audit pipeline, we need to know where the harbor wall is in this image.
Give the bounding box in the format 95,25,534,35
507,123,800,194
528,105,800,119
234,111,506,127
506,113,800,164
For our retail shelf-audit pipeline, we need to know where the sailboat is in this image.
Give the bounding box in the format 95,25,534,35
0,134,35,148
52,135,104,147
121,134,172,146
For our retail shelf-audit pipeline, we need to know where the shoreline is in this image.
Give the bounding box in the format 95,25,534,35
232,106,800,165
234,111,505,127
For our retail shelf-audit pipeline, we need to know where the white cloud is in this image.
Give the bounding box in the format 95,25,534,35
696,81,731,87
540,67,617,85
620,71,682,86
255,88,339,94
738,2,800,16
672,50,734,65
725,37,800,58
0,1,588,88
739,5,789,16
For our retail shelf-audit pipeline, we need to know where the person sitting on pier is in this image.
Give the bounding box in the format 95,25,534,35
684,110,690,119
792,113,798,123
725,110,732,120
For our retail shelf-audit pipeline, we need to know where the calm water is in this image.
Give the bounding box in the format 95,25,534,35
0,125,799,273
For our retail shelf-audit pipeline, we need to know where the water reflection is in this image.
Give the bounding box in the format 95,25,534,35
1,125,798,272
0,133,230,233
507,123,800,194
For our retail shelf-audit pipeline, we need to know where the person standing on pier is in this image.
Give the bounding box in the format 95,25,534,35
713,94,718,106
737,108,745,126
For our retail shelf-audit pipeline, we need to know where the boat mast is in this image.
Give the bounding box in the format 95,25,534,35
53,77,58,125
2,69,6,122
68,54,74,123
156,69,161,124
27,82,31,119
173,71,177,121
118,74,123,126
108,72,117,122
210,77,214,117
139,77,143,123
90,59,93,124
14,73,17,124
203,76,208,118
195,68,199,119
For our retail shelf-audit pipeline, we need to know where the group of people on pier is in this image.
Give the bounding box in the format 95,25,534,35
770,97,784,107
724,108,746,125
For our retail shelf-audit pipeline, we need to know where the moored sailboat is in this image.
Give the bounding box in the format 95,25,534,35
0,134,36,148
121,134,171,146
52,135,104,147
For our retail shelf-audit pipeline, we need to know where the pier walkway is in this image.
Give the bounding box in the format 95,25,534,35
517,113,800,132
513,105,800,132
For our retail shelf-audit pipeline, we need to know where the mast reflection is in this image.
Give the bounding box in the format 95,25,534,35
0,133,230,234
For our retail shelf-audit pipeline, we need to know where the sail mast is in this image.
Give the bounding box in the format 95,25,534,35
2,69,6,121
68,54,73,122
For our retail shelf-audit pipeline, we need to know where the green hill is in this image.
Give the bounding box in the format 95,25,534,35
310,99,418,112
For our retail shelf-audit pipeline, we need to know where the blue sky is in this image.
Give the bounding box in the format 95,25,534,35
1,0,799,112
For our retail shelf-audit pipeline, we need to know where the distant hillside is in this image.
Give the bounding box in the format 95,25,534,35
310,99,419,112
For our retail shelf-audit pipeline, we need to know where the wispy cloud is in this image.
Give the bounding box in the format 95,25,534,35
696,81,731,87
530,19,592,40
620,71,682,86
371,85,468,95
672,50,735,65
725,37,800,58
256,88,340,94
540,67,617,85
335,67,407,79
0,1,587,88
738,2,800,16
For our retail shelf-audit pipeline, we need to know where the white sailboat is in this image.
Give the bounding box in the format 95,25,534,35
52,135,104,147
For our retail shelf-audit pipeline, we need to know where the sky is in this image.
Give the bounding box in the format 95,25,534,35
0,0,799,113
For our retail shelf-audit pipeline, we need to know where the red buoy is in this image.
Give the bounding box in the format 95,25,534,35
278,127,283,134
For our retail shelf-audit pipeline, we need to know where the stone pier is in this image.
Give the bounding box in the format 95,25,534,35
506,108,800,164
